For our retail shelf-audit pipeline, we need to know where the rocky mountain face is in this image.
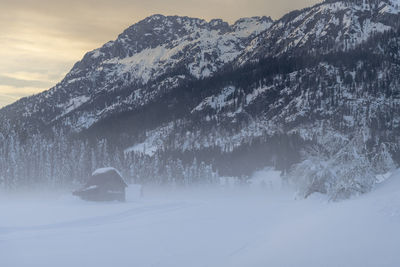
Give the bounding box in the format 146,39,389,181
1,0,400,199
240,0,400,62
0,15,272,134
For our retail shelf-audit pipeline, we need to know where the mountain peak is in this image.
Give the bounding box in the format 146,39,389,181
239,0,400,63
10,12,274,133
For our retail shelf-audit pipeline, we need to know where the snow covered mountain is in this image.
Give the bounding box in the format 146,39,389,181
0,15,272,133
240,0,400,62
1,0,400,199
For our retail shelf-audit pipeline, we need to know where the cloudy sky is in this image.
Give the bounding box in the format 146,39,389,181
0,0,320,107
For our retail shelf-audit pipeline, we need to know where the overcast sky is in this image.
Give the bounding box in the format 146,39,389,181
0,0,320,107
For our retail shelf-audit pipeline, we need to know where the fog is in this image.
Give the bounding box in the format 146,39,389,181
1,169,400,266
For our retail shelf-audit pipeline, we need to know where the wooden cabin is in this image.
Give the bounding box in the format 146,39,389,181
73,167,128,202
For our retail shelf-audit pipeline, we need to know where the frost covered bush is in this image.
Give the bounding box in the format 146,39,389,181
371,143,397,174
288,134,395,201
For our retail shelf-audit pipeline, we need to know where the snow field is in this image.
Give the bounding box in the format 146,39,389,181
1,172,400,267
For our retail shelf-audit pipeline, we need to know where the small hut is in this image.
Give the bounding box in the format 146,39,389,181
73,167,128,202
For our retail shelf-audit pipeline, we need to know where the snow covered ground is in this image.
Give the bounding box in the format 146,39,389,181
1,171,400,267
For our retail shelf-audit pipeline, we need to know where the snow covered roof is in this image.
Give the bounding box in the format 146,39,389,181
88,167,127,188
92,167,122,177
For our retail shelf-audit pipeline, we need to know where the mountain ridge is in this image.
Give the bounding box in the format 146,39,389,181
0,14,273,134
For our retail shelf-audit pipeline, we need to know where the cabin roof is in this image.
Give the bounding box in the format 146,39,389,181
92,167,122,177
87,167,128,188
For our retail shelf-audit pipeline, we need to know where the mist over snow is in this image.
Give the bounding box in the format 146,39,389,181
1,170,400,267
1,0,400,266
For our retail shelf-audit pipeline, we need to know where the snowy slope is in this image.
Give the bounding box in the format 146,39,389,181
1,170,400,267
240,0,400,63
1,0,398,136
0,15,272,133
